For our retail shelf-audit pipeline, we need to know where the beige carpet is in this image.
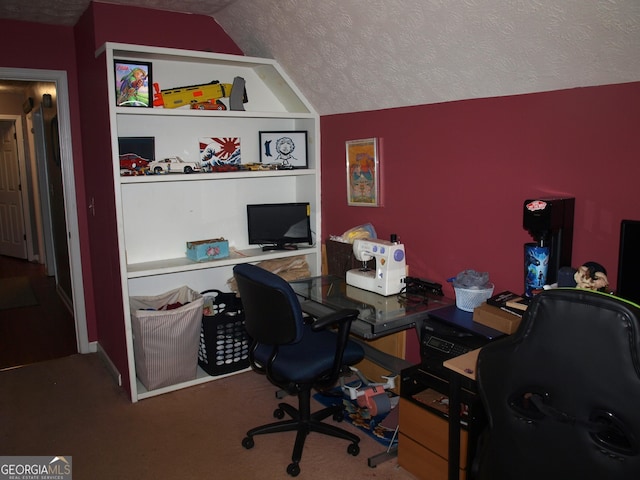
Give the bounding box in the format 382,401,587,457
0,354,417,479
0,276,38,310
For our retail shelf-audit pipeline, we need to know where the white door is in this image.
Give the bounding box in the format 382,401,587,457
0,120,27,259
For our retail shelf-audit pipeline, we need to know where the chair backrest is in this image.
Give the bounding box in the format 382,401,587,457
476,288,640,480
233,263,305,346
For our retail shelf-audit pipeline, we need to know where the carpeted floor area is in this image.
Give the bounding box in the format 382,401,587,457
0,255,77,370
0,354,417,479
0,276,38,310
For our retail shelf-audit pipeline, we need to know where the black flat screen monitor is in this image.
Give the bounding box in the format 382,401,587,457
617,219,640,305
247,202,312,251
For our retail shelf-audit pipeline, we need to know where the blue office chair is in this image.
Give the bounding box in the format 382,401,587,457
233,263,365,477
476,288,640,480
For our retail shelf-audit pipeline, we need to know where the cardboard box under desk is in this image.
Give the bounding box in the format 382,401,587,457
473,302,522,334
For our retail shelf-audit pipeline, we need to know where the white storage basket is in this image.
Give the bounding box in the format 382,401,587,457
130,286,204,391
454,284,495,312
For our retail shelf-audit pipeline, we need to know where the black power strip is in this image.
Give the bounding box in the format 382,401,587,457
404,276,444,297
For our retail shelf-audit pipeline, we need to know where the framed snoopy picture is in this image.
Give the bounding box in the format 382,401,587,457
259,131,308,168
114,60,152,108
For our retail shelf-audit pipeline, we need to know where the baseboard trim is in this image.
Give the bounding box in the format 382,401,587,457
96,342,122,386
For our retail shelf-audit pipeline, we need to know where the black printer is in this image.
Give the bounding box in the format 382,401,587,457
420,304,504,380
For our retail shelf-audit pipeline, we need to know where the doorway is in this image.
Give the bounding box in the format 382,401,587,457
0,117,27,259
0,67,88,357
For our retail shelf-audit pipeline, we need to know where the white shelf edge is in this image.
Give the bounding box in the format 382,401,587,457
115,107,315,119
104,42,278,68
127,247,319,278
136,366,251,400
119,168,316,184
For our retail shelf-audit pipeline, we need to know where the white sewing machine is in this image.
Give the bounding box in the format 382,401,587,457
346,238,406,296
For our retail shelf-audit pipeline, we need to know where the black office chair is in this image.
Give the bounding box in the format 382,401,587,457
233,263,365,477
476,288,640,480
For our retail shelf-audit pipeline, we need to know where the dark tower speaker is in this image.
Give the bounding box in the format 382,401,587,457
617,219,640,305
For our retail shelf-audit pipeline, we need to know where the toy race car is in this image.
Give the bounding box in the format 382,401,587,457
191,99,227,110
148,156,202,174
119,153,150,171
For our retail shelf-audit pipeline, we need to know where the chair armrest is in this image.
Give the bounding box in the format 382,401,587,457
311,308,360,332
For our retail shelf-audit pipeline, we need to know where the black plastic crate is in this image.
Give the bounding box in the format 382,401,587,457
198,289,251,376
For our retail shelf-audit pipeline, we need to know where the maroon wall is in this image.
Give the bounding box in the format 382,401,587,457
0,2,243,398
0,19,94,336
72,2,243,395
321,83,640,362
86,2,243,55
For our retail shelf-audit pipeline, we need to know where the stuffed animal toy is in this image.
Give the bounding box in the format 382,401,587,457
573,261,609,292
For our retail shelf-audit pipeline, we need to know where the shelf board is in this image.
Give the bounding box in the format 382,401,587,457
136,366,251,400
119,168,316,184
104,42,280,69
115,107,315,119
127,246,318,278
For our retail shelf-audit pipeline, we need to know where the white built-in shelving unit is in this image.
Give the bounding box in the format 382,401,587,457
101,43,321,401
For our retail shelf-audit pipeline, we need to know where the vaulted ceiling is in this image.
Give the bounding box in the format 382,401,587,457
1,0,639,115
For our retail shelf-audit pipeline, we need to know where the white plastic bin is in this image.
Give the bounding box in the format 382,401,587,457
454,284,495,312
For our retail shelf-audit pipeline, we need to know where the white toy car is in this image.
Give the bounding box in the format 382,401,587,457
148,156,201,174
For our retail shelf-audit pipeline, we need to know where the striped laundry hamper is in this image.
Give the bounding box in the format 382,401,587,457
130,286,204,391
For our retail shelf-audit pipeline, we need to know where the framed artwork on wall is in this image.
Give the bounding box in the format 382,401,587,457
346,138,379,207
259,131,308,168
199,137,241,171
114,60,152,107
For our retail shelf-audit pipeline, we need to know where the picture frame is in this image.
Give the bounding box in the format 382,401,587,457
114,60,153,108
259,131,308,168
118,136,155,176
199,137,241,171
346,138,380,207
118,136,155,160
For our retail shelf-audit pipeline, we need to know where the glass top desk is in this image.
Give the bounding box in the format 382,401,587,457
290,275,453,340
291,275,454,467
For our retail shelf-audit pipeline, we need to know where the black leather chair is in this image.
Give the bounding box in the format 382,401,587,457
233,263,365,477
476,288,640,480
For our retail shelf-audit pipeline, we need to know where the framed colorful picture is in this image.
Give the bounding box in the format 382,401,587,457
114,60,152,107
118,136,155,175
199,137,241,171
259,131,308,168
346,138,380,206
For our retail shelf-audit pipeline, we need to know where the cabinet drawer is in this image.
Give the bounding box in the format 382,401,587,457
398,433,466,480
399,398,469,467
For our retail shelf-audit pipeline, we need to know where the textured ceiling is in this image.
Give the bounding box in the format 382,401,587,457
1,0,639,115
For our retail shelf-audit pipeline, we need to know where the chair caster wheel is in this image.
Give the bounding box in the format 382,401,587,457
347,442,360,456
332,410,344,422
242,436,254,449
286,462,300,477
273,408,285,419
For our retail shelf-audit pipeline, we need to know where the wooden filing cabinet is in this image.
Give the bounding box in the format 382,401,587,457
398,364,485,480
399,397,469,480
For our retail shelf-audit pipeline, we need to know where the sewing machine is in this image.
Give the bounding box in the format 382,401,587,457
346,238,406,296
